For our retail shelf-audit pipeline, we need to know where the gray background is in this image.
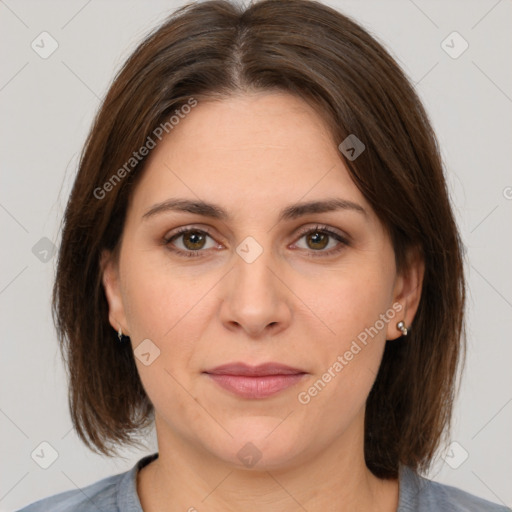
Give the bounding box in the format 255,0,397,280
1,0,511,510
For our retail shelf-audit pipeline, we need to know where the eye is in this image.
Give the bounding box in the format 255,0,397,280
164,227,219,257
163,224,349,259
293,224,349,257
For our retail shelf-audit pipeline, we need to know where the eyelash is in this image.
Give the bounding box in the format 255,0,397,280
163,224,349,259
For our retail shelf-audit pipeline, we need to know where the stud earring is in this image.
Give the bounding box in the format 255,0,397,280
397,320,408,336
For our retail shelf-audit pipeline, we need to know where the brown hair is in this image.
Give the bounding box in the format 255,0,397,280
53,0,465,478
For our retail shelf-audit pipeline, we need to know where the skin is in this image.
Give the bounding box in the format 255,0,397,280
102,91,424,512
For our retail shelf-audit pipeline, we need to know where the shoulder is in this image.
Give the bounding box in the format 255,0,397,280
15,473,122,512
398,465,510,512
15,453,158,512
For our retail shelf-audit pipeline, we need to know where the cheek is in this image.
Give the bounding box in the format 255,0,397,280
121,247,205,339
121,257,209,416
290,267,395,443
298,262,395,399
309,266,394,346
120,251,219,390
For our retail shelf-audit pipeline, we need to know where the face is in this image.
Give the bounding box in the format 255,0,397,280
102,92,422,471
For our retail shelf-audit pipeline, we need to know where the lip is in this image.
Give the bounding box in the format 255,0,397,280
204,362,307,399
204,362,306,376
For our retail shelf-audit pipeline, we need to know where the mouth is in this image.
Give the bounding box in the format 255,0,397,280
203,362,307,399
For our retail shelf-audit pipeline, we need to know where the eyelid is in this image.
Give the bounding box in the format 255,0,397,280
163,223,350,258
163,225,221,258
288,223,350,258
164,223,349,243
164,224,217,243
291,223,350,244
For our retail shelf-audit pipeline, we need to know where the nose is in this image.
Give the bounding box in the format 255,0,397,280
218,243,292,338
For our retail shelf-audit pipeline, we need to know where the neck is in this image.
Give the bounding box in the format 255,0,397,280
137,413,399,512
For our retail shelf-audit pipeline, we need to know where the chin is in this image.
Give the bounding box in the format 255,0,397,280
211,419,304,471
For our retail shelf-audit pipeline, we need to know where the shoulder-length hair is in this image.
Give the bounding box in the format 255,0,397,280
53,0,465,478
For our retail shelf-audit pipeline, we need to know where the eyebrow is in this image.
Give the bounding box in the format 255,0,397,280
142,197,366,222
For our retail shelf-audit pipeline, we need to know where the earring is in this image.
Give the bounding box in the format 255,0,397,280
397,320,408,336
118,326,129,342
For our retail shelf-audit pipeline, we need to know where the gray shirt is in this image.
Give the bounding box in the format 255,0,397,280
16,452,510,511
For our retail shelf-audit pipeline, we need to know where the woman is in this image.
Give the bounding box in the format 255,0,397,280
17,0,508,510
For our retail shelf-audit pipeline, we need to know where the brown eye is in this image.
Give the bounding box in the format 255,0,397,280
293,225,349,257
182,231,207,250
305,231,329,250
165,228,217,256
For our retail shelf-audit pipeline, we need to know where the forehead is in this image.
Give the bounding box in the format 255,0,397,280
129,92,372,219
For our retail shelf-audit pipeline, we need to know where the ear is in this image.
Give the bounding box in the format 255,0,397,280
100,249,129,336
386,246,425,340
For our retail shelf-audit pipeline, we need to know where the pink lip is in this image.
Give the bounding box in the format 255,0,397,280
204,362,307,399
